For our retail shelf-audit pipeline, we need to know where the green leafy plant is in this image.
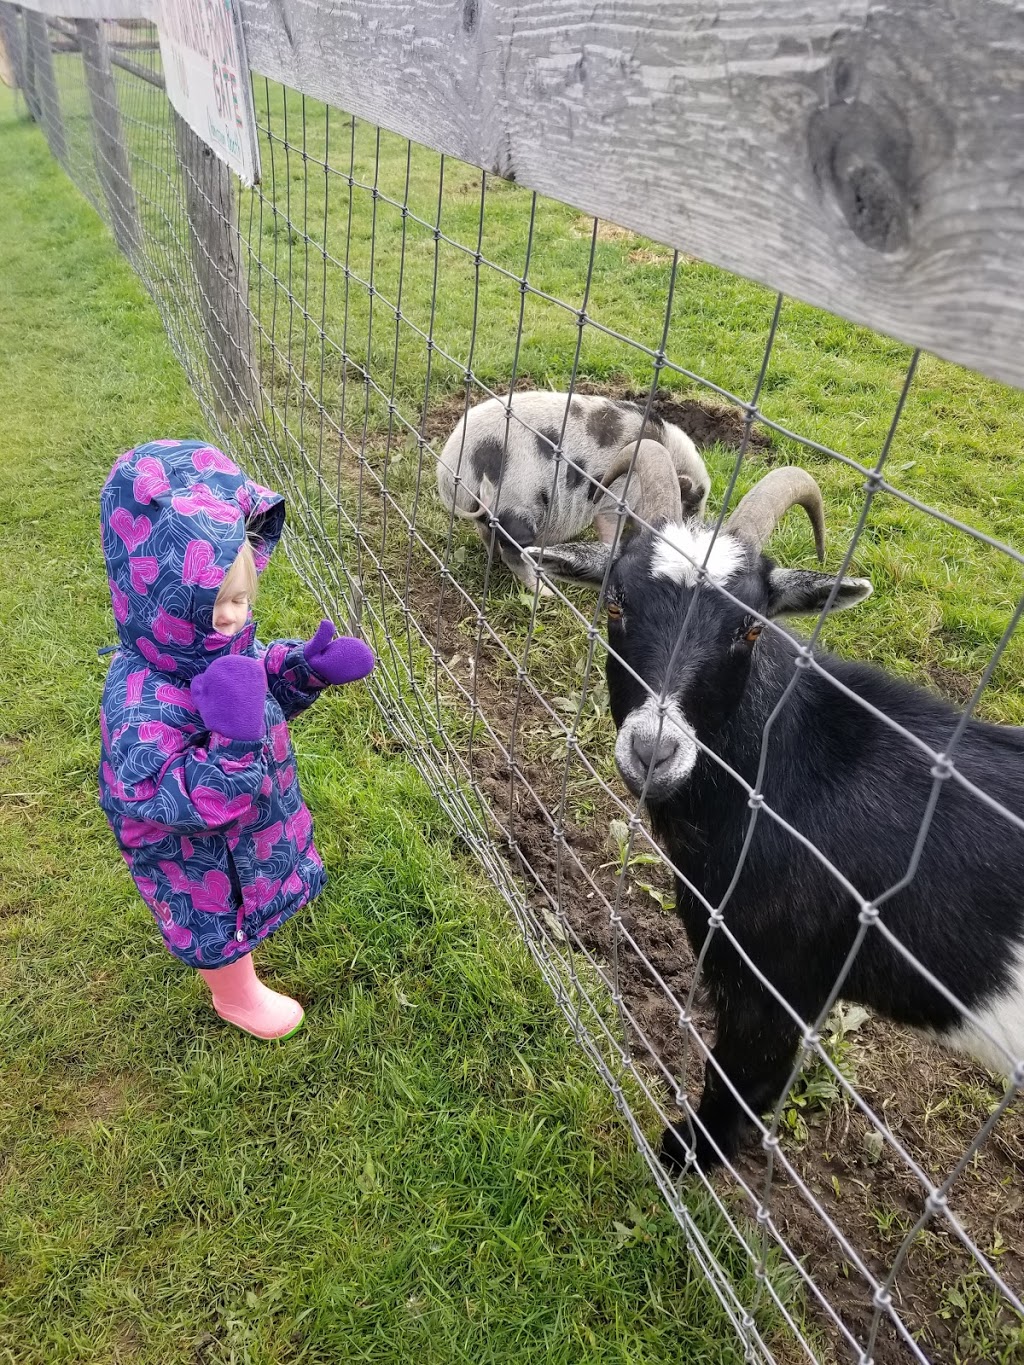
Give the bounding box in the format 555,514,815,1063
603,818,675,912
780,1004,869,1144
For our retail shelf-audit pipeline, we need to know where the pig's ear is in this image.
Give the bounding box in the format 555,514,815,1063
477,475,497,515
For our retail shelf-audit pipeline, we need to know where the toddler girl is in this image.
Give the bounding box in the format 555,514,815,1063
98,439,374,1038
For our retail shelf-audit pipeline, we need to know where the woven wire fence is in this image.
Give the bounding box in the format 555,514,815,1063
8,12,1024,1362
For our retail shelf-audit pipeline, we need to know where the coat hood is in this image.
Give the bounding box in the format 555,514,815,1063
101,439,285,679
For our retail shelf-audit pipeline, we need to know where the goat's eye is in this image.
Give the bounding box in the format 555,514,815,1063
606,601,623,622
740,619,762,644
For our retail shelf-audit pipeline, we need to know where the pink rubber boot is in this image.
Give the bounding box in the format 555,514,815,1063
198,954,304,1040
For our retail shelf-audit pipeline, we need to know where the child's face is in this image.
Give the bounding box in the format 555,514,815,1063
212,557,251,637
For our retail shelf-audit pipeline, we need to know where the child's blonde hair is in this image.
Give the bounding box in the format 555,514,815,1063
217,537,259,603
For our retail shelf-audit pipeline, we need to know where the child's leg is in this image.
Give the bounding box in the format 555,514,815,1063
198,953,304,1040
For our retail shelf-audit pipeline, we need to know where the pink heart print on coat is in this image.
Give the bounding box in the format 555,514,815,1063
236,802,261,832
109,578,130,623
109,508,153,553
285,806,312,851
159,859,194,893
282,869,304,897
182,539,225,588
103,761,128,800
253,821,283,862
190,869,233,913
181,836,195,860
221,753,256,774
138,720,186,755
265,643,287,676
191,447,239,476
243,876,281,910
132,457,170,504
270,722,290,763
153,604,196,646
120,816,168,848
135,876,158,906
193,786,255,826
129,557,159,595
125,669,149,707
155,681,198,713
255,911,285,942
276,764,296,794
136,637,178,672
172,484,242,524
159,914,193,952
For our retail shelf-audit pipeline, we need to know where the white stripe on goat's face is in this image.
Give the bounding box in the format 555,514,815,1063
614,697,699,800
650,523,746,588
602,523,763,802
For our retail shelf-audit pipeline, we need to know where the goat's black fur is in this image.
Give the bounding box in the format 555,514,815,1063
537,524,1024,1173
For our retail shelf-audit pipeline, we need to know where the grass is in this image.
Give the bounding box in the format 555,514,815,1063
0,89,813,1364
6,42,1024,1361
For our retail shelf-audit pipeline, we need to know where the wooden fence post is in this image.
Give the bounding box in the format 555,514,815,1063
0,3,25,94
173,110,254,424
19,8,40,123
76,19,139,260
23,12,66,164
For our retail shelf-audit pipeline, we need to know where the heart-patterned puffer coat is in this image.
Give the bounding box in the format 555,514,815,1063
98,439,328,968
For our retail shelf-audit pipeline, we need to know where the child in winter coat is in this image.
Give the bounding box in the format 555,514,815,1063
98,439,374,1039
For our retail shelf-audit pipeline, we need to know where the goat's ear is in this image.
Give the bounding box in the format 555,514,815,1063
524,541,614,585
766,567,873,617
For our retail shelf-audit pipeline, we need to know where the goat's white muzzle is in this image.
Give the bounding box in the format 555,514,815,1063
615,698,699,800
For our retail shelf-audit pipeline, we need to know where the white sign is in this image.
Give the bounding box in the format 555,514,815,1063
157,0,261,185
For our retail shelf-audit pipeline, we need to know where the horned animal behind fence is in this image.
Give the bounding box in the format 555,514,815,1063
5,8,1024,1361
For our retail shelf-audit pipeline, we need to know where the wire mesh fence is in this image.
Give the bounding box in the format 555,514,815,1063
6,11,1024,1361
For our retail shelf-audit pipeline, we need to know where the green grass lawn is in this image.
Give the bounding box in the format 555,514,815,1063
0,90,811,1364
7,39,1024,1361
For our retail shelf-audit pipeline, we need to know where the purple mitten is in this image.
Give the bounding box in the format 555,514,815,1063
191,655,268,741
303,619,375,686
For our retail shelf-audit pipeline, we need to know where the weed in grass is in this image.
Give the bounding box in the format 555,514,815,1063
780,1005,869,1148
936,1270,1024,1365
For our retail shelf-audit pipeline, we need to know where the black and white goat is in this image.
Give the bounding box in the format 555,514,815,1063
530,451,1024,1172
436,392,709,592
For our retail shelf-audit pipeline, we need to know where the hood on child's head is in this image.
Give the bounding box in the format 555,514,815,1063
100,439,285,680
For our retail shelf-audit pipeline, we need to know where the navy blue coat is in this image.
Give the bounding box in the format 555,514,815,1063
98,440,328,967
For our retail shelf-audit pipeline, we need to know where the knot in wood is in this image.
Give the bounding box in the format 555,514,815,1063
809,100,912,253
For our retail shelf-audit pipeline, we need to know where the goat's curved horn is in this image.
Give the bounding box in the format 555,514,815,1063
725,466,826,562
602,439,683,525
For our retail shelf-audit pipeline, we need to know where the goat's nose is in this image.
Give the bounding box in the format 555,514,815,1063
630,728,680,773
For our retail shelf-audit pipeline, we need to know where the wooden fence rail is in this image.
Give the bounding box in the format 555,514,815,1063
3,0,1023,391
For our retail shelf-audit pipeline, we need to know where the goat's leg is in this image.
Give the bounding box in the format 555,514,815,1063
661,995,802,1175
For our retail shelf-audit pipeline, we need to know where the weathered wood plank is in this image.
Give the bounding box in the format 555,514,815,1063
239,0,1024,390
173,110,254,422
77,19,140,260
23,11,66,164
17,0,154,20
